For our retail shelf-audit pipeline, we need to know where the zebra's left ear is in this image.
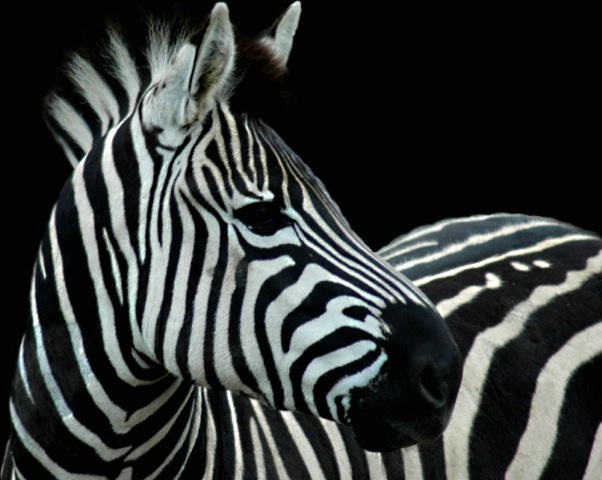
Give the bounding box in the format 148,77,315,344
185,2,236,122
257,1,301,67
146,2,236,129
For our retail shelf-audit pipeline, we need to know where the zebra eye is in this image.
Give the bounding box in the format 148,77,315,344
235,202,290,236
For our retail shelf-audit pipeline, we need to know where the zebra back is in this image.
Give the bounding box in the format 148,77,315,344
380,213,602,479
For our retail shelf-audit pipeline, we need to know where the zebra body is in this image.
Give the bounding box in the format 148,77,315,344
3,3,462,479
380,213,602,480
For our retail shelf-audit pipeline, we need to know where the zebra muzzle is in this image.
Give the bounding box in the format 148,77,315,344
348,305,463,452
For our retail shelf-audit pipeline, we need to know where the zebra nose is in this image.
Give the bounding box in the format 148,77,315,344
417,363,449,410
348,349,463,453
348,304,463,452
408,342,463,419
399,307,463,416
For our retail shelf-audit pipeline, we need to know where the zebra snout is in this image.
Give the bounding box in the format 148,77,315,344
348,305,463,452
417,362,453,410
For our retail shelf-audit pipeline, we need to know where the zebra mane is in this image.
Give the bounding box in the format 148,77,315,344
43,2,301,168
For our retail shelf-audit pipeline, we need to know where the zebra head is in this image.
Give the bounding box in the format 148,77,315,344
43,2,462,453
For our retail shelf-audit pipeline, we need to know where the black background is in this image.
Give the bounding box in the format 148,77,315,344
3,0,598,451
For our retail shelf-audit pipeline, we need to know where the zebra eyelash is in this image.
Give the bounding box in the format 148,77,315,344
234,201,292,236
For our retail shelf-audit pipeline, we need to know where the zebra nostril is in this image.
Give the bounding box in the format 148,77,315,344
418,364,447,410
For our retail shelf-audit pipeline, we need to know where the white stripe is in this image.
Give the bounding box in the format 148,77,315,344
106,29,141,115
382,214,550,249
319,420,352,477
68,54,121,136
102,228,124,305
143,391,196,480
38,252,47,279
584,422,602,480
379,240,438,259
281,411,327,480
16,340,33,402
161,186,199,378
436,272,502,318
100,134,150,359
30,319,127,461
184,207,220,384
45,210,132,453
506,321,602,479
140,145,176,358
129,115,153,263
72,158,143,386
240,256,297,405
249,416,267,480
316,342,385,422
365,450,389,478
402,445,424,480
200,389,218,477
226,393,245,480
412,234,597,287
294,223,424,307
443,248,602,480
46,95,93,166
123,382,188,461
250,401,291,480
173,392,204,480
9,401,105,480
211,231,244,392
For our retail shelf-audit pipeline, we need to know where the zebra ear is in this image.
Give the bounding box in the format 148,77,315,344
144,3,236,129
185,2,236,122
258,1,301,67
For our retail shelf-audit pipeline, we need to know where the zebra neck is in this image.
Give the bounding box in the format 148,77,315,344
12,330,223,476
13,217,223,473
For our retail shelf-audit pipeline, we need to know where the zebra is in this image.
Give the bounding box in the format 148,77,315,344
2,2,464,479
379,213,602,480
3,2,600,479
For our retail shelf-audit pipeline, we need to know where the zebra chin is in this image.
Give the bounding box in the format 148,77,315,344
347,374,460,452
347,392,454,452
